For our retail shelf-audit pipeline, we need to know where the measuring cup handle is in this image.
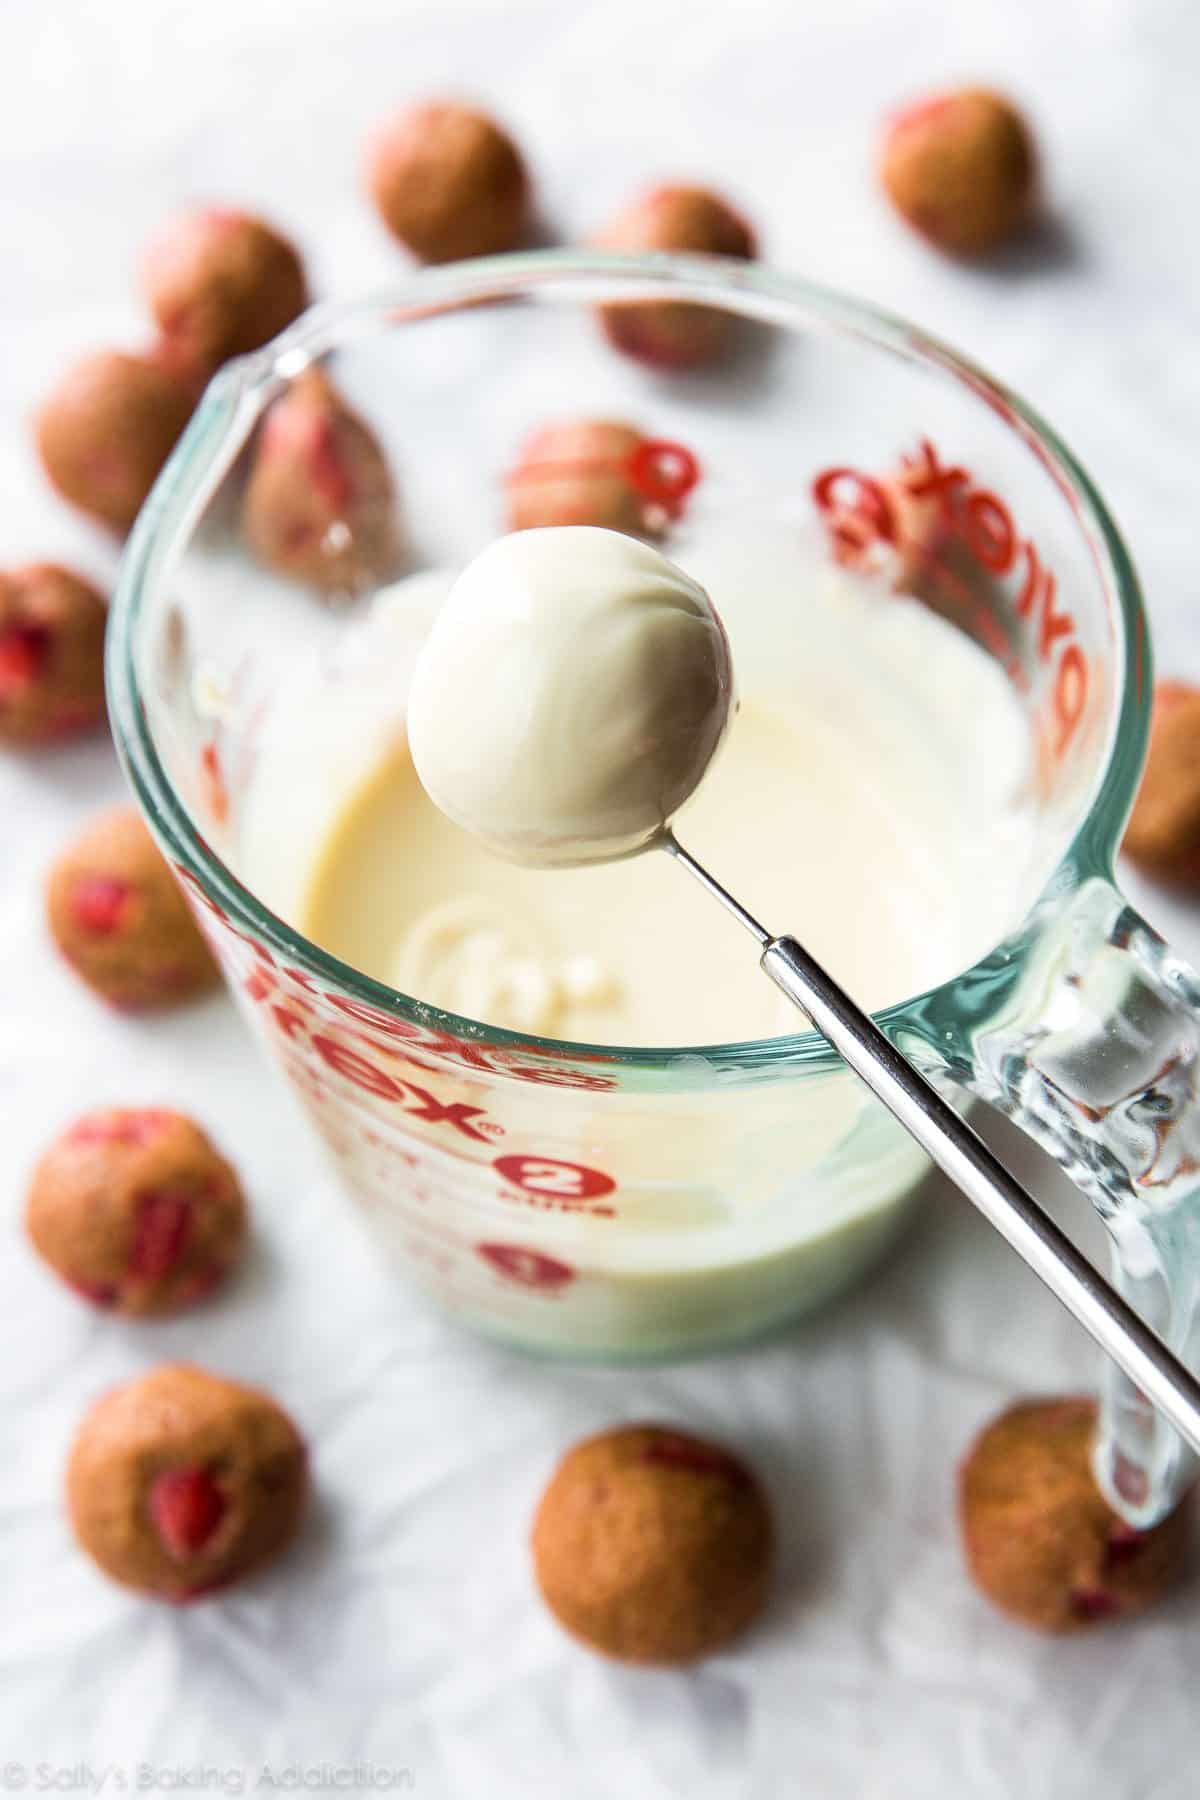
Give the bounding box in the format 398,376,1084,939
948,874,1200,1526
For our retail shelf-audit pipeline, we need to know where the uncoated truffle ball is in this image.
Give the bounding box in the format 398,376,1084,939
595,185,757,368
67,1363,307,1602
1123,682,1200,883
46,807,219,1011
0,564,107,745
242,368,401,598
880,88,1036,257
532,1423,774,1664
959,1396,1189,1632
140,208,309,374
506,420,658,536
27,1108,247,1316
366,100,529,263
35,349,195,534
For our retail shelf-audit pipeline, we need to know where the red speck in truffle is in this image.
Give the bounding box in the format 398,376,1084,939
889,94,958,135
306,419,354,511
1104,1523,1147,1569
70,876,134,936
0,623,52,697
641,1434,751,1485
128,1190,193,1280
65,1275,118,1309
1070,1588,1121,1621
149,1467,227,1559
67,1109,174,1148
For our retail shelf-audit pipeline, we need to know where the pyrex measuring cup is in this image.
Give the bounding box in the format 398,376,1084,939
109,253,1200,1529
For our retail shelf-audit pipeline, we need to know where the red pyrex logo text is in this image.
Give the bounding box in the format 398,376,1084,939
172,875,625,1205
813,438,1089,757
309,1034,494,1142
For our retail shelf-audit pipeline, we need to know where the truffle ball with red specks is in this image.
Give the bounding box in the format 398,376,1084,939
35,350,195,534
959,1397,1189,1633
1123,682,1200,884
532,1423,773,1664
27,1108,246,1317
506,420,662,537
366,100,529,263
67,1364,307,1601
880,88,1036,257
140,208,309,375
0,564,107,745
594,186,756,368
46,807,218,1011
242,369,401,598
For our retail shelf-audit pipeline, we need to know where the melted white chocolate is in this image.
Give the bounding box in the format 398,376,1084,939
397,895,618,1035
245,521,1042,1047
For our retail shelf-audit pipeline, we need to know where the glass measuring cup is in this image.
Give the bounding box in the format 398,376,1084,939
108,252,1200,1530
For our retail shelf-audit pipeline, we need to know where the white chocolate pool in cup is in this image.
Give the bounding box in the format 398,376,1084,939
231,519,1045,1353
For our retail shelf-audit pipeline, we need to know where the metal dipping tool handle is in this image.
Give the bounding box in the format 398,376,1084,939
664,832,1200,1459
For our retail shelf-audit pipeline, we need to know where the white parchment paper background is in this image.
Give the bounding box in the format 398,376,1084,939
3,0,1200,1792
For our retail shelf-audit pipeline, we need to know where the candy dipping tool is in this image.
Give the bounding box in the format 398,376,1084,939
662,830,1200,1457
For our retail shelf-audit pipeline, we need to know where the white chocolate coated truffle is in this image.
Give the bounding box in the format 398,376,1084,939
407,527,734,867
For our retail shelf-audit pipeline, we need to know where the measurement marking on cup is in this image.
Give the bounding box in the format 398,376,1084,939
477,1242,576,1291
270,1035,624,1216
493,1154,616,1201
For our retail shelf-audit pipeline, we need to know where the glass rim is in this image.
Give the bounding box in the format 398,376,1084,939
107,248,1151,1076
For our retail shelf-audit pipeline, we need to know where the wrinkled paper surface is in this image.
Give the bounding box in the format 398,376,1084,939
3,0,1199,1792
